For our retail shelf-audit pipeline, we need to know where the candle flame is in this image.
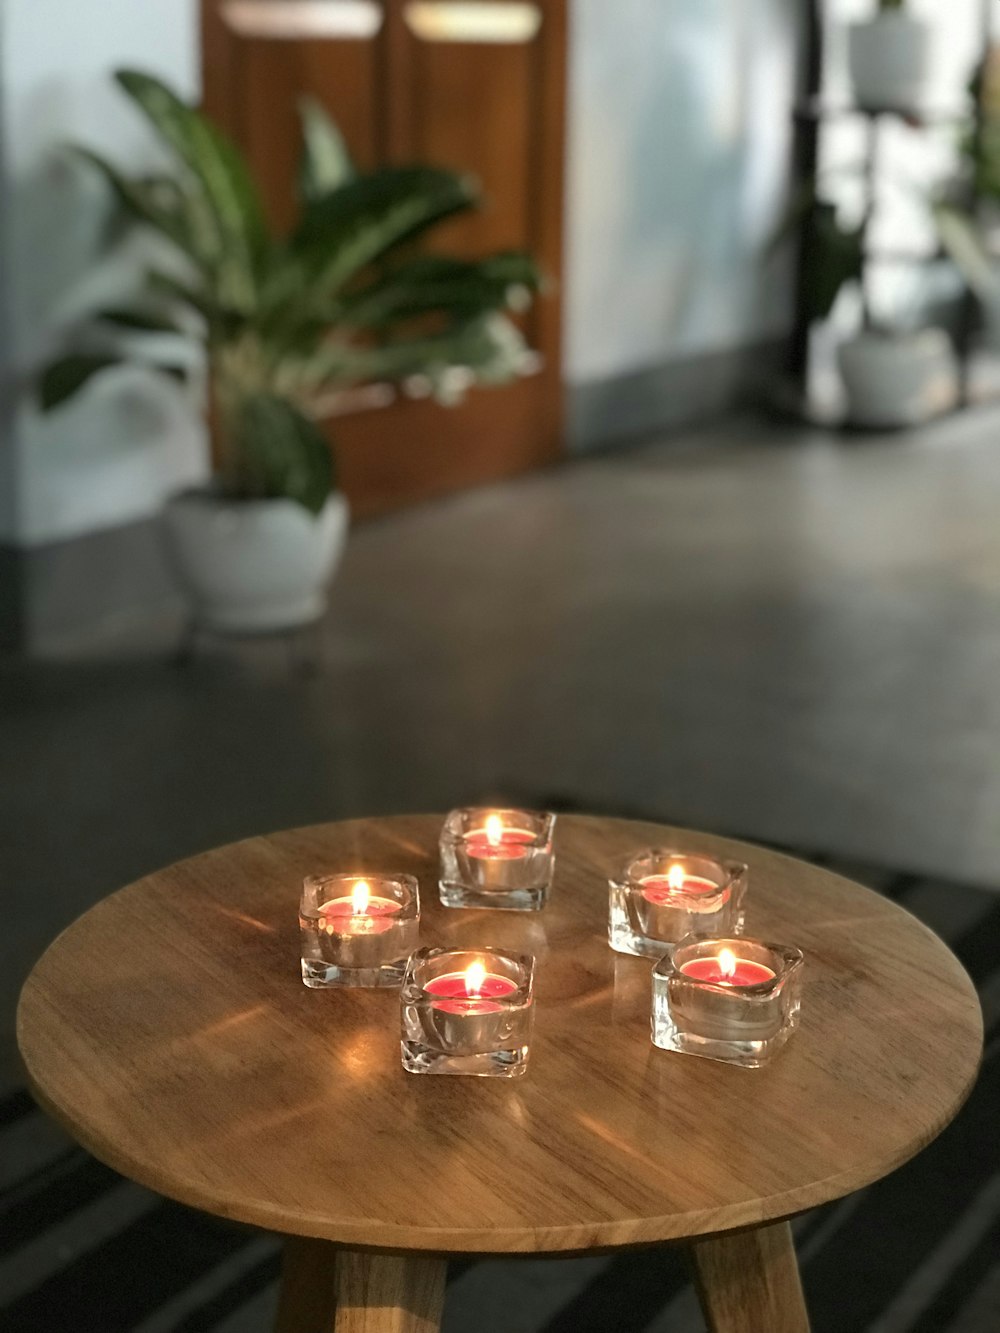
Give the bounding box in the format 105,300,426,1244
485,814,503,847
718,947,737,979
667,864,686,891
351,880,371,915
465,960,487,995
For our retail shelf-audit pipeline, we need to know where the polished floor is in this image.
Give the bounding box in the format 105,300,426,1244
5,407,1000,1078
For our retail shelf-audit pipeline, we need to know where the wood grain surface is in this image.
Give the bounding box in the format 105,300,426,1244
275,1240,446,1333
17,815,982,1254
688,1221,808,1332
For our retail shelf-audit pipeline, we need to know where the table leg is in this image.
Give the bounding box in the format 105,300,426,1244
276,1238,338,1332
686,1220,809,1333
276,1237,447,1333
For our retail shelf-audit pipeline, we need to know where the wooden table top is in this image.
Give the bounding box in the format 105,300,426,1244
17,815,982,1255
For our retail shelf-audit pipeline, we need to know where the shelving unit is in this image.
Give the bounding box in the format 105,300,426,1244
790,0,996,418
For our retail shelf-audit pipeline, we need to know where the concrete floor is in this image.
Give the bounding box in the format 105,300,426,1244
5,407,1000,1078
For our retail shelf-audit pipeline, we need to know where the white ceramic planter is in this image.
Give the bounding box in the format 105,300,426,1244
837,328,956,429
162,491,349,632
848,13,930,112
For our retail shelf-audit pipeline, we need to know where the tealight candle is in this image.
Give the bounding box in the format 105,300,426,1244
652,935,804,1067
465,815,536,862
424,961,520,1010
609,850,747,957
439,808,556,911
680,948,776,987
401,947,534,1076
300,873,420,988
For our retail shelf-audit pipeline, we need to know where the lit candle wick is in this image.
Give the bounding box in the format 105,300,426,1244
465,960,487,996
351,880,371,915
667,864,686,891
485,815,503,848
718,946,737,980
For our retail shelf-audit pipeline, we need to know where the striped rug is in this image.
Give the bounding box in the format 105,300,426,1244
2,846,997,1333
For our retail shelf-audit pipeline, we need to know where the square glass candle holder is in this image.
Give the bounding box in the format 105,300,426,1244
300,873,420,988
609,849,747,957
439,808,556,911
608,853,746,959
400,946,535,1077
651,935,804,1068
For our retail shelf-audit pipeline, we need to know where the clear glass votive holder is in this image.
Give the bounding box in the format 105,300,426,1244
400,946,535,1077
439,808,556,911
651,935,804,1068
608,849,747,957
300,872,420,988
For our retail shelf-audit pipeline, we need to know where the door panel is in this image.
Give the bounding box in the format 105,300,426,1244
201,0,565,515
206,3,383,231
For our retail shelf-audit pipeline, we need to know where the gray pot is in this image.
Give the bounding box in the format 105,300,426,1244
837,329,956,429
162,490,349,632
847,13,930,111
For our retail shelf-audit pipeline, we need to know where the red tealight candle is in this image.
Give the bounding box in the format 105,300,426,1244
465,814,534,861
321,880,401,936
680,947,776,988
639,863,719,904
425,961,518,1014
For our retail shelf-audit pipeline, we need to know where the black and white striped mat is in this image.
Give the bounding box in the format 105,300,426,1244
2,850,997,1332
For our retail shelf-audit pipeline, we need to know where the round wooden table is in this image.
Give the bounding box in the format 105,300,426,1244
18,815,982,1332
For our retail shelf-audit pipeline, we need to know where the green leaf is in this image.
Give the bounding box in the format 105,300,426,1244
934,204,1000,303
95,306,188,334
338,252,541,328
768,187,864,324
298,97,354,202
234,393,334,513
38,353,189,411
294,312,529,402
264,167,479,325
146,268,245,343
75,149,232,285
74,147,193,252
115,69,269,309
38,354,125,410
802,203,864,323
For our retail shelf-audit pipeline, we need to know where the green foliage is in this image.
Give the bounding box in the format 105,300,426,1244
235,394,334,515
768,189,865,325
298,97,354,202
879,0,905,11
39,353,187,410
932,203,1000,305
40,354,126,410
962,54,1000,202
115,71,267,311
40,71,541,513
800,204,865,323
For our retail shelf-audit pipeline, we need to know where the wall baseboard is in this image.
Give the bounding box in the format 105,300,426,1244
567,337,788,453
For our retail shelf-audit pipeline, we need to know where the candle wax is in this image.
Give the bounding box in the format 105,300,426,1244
321,896,400,936
465,827,535,860
640,873,718,903
680,957,776,987
425,970,518,1014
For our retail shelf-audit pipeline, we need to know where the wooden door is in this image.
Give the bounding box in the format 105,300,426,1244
201,0,566,516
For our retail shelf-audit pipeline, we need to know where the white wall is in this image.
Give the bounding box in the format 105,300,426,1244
564,0,799,385
0,0,206,545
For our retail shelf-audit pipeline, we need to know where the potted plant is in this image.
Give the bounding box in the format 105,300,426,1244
848,0,931,113
39,71,540,633
771,185,954,427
